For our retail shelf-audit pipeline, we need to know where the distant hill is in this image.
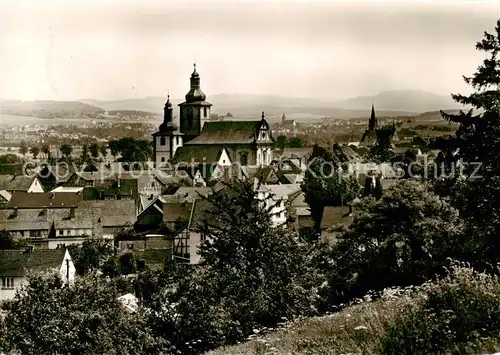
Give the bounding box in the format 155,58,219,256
5,90,463,121
81,93,422,120
333,90,461,113
0,100,104,119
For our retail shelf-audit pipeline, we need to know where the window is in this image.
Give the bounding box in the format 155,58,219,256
187,108,194,127
161,157,166,163
176,136,180,145
160,137,166,146
2,277,14,289
240,152,248,166
57,243,66,249
59,230,63,236
204,107,208,117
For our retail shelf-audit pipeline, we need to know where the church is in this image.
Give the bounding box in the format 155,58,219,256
152,64,275,170
359,104,399,147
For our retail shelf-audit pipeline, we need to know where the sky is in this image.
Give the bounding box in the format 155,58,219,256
0,0,498,101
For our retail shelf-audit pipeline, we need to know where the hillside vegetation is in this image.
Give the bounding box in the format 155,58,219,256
209,266,500,355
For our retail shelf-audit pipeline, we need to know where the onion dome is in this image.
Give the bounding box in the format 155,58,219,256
185,63,207,102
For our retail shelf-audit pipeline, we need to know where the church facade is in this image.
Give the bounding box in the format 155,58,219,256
152,64,275,169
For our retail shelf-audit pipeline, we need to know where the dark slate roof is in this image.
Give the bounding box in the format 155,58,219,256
360,129,378,145
0,206,100,232
320,206,353,230
78,200,136,227
0,249,66,277
0,175,36,192
163,202,192,224
280,147,313,159
186,120,262,145
178,100,212,107
173,146,224,165
8,192,83,209
298,215,315,229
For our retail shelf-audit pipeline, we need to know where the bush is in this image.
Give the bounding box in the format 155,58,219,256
382,265,500,354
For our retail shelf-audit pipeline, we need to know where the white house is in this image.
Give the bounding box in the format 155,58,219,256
0,248,76,301
257,184,302,226
0,175,44,194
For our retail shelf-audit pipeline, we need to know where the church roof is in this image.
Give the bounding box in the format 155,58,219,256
186,120,262,145
173,145,225,164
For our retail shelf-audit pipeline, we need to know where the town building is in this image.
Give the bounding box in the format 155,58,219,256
359,105,399,147
153,64,275,170
0,248,75,301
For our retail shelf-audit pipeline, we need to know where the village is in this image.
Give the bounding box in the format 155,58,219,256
0,1,499,352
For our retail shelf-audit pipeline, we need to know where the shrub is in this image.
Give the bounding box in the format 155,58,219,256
381,265,500,354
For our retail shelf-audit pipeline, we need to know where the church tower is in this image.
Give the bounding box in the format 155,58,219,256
178,64,212,143
368,104,378,131
152,95,183,167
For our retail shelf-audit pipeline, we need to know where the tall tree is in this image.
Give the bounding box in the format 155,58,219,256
89,142,100,160
0,274,170,354
29,146,40,159
0,231,26,250
99,143,108,159
301,157,360,229
149,180,323,354
60,143,73,160
329,180,464,304
440,19,500,175
437,20,500,270
19,141,28,157
40,144,50,160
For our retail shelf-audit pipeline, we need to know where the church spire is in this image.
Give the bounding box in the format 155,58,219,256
369,104,378,130
185,63,206,102
160,94,176,132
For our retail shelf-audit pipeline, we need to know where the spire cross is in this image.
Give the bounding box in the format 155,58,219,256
261,111,265,119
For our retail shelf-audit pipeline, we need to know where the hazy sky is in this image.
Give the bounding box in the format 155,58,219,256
0,0,498,101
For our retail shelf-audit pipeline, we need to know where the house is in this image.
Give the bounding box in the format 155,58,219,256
287,190,314,237
135,186,220,235
0,248,75,301
78,200,137,240
320,205,354,243
37,164,75,190
277,147,313,171
1,195,135,247
0,175,44,193
257,184,302,226
0,205,100,249
7,191,83,209
65,174,140,214
0,190,11,208
163,199,212,264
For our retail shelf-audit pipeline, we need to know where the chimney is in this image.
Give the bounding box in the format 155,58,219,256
69,207,76,219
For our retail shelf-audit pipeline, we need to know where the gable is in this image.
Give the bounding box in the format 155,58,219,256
27,177,45,193
256,119,273,143
217,148,232,166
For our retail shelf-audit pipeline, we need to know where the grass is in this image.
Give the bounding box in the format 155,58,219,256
207,288,417,355
208,267,500,355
